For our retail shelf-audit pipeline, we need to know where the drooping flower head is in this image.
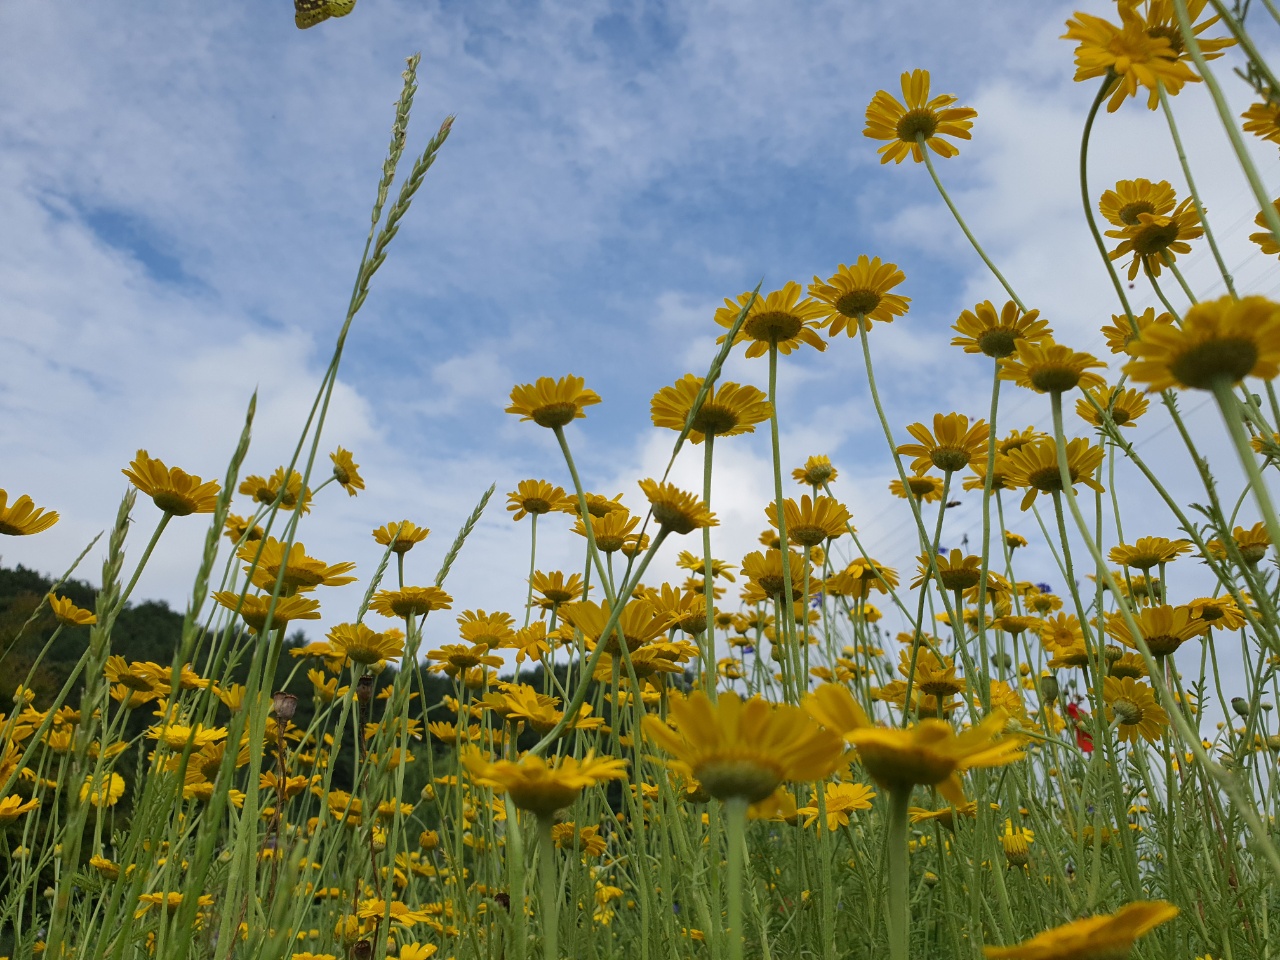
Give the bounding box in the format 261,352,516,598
863,69,977,164
329,447,364,496
1063,2,1197,111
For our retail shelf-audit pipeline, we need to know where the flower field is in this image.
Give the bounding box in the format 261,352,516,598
6,2,1280,959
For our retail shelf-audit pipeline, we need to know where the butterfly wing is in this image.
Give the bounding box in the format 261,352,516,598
327,0,357,17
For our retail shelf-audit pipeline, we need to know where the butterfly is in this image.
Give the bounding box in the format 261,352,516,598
295,0,356,29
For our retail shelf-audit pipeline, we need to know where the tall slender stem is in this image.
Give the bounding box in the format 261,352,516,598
886,789,911,960
725,797,749,960
918,135,1024,311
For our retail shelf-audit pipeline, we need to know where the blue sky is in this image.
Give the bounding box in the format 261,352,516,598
3,0,1279,678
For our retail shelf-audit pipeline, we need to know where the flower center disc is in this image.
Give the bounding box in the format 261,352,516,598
744,310,803,343
1118,201,1155,226
895,109,938,143
532,403,579,428
835,289,883,318
692,403,740,436
1169,338,1258,389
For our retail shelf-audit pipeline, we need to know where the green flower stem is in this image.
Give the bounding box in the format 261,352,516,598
855,319,963,718
509,801,528,960
523,513,538,629
1205,0,1280,99
725,796,749,960
918,134,1025,311
766,342,801,704
902,475,957,718
537,815,559,960
1157,83,1236,298
1079,77,1139,331
1210,378,1280,565
1172,0,1280,248
1263,0,1280,26
885,788,911,960
1050,390,1280,880
118,512,172,608
528,525,668,756
554,425,616,606
1145,261,1187,321
702,434,718,696
974,366,1003,711
814,793,837,960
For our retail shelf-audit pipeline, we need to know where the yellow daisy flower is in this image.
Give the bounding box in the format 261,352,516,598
1100,307,1172,355
327,623,405,665
792,454,838,486
650,374,772,443
1106,196,1203,280
897,412,989,473
805,683,1022,802
1076,384,1149,428
1098,178,1176,227
998,341,1107,394
1107,536,1192,570
863,69,976,164
122,450,220,516
328,447,363,496
1102,677,1169,744
1002,437,1106,511
809,255,910,334
462,748,627,817
642,689,844,803
639,479,717,535
529,570,585,607
767,494,851,547
1124,295,1280,391
506,375,601,428
0,490,59,536
1104,604,1208,657
238,537,357,592
983,900,1177,959
211,592,322,634
714,282,828,358
372,519,430,552
506,480,570,520
951,300,1052,359
1063,4,1196,111
48,594,96,627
